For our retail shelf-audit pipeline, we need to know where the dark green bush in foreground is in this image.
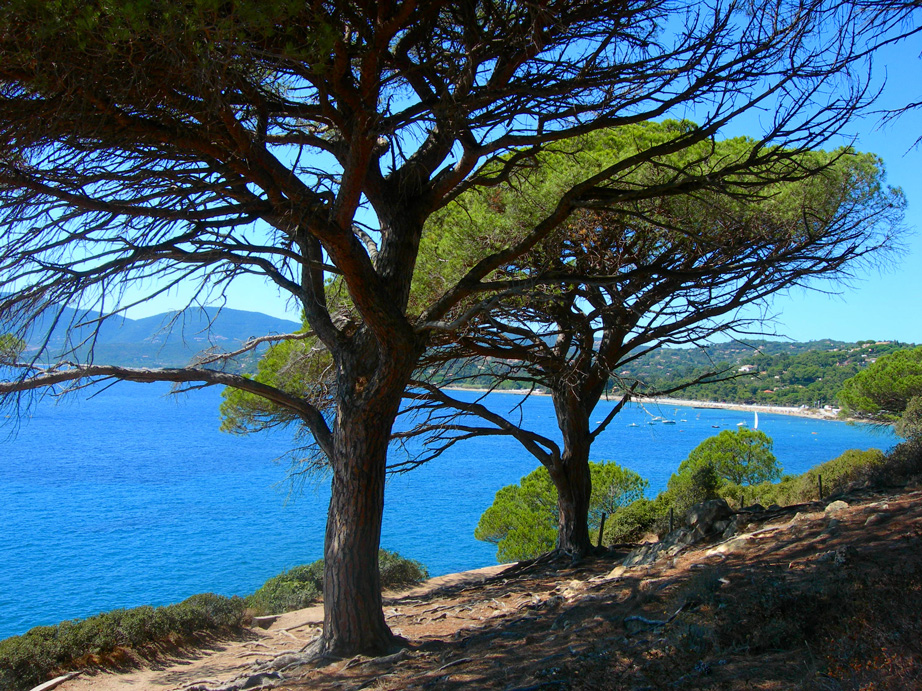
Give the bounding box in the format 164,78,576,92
245,549,429,616
0,593,246,691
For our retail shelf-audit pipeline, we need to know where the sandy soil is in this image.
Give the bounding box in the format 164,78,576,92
442,387,851,422
50,484,922,691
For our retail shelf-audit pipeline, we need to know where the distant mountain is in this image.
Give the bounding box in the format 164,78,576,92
18,306,301,369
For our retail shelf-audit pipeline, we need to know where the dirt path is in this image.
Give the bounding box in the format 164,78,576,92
55,565,511,691
51,488,922,690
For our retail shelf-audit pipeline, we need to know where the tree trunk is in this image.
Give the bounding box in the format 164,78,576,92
317,346,417,657
550,388,595,558
319,407,395,656
550,447,594,557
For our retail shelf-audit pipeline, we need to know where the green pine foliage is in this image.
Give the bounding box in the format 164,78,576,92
474,467,560,562
0,334,24,364
602,497,665,544
839,345,922,438
475,461,648,562
683,429,781,486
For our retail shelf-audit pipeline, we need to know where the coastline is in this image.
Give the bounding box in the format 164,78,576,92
442,386,852,422
638,397,848,422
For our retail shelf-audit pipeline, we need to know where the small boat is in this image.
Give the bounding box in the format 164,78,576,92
754,411,759,429
628,422,639,427
711,424,721,428
662,420,677,425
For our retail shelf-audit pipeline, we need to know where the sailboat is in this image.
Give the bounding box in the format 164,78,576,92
754,411,759,429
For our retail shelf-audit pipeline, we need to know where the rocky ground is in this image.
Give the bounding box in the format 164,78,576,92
47,484,922,691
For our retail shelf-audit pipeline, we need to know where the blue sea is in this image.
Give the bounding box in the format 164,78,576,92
0,384,897,640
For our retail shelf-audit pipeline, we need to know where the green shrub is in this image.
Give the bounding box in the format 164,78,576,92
602,498,665,544
0,594,246,691
661,462,722,522
800,447,886,499
379,549,429,589
665,445,907,514
650,445,900,530
245,550,428,616
245,560,325,616
868,437,922,486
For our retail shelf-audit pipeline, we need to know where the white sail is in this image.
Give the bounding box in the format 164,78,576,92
754,411,759,429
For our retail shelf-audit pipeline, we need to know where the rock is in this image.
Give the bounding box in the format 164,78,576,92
252,615,280,629
741,503,765,513
623,541,667,567
623,499,738,567
706,536,749,557
602,565,626,580
864,512,889,526
686,499,732,532
720,515,743,540
824,500,849,515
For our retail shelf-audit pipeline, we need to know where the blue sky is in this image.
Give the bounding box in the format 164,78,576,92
129,33,922,345
741,35,922,345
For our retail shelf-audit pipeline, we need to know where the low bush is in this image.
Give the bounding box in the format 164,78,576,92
245,549,428,616
379,549,429,589
660,446,896,523
868,437,922,486
736,447,895,507
0,594,246,691
601,498,665,544
245,561,325,616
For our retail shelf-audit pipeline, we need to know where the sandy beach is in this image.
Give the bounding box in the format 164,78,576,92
443,387,849,422
638,397,846,421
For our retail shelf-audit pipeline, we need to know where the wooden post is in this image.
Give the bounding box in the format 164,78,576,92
818,474,823,499
597,512,607,548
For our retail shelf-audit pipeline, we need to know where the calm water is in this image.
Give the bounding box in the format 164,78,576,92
0,384,896,640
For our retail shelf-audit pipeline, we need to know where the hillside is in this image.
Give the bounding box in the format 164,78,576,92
52,480,922,690
433,339,916,409
17,307,301,369
623,339,914,408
